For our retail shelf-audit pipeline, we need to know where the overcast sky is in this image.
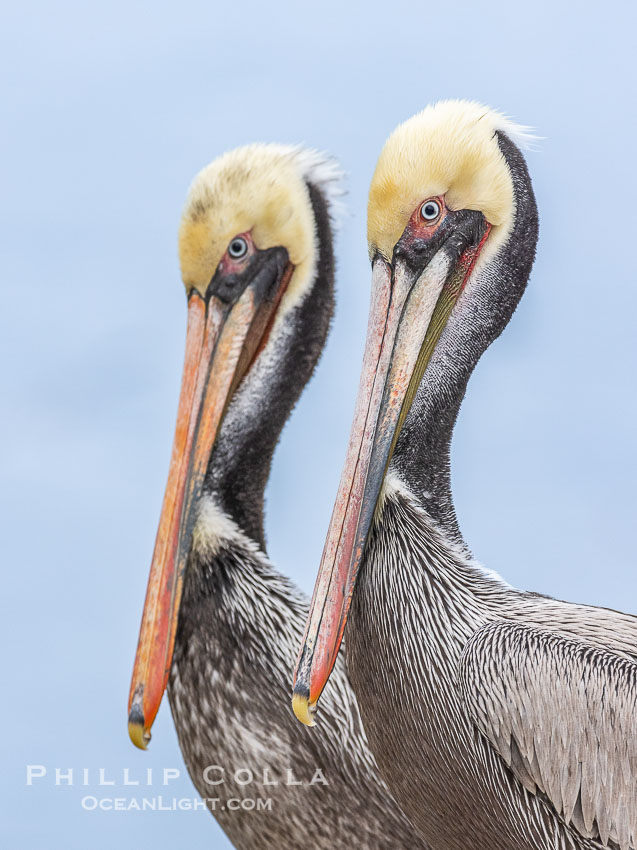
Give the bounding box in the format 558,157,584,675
2,1,636,846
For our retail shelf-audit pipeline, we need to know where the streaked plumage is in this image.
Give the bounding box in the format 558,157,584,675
170,503,425,848
353,479,637,849
293,101,637,850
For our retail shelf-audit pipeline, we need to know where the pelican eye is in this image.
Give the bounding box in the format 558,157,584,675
228,236,248,259
420,200,441,222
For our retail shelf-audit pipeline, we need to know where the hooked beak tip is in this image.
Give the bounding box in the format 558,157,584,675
128,704,151,750
128,719,151,750
292,690,317,727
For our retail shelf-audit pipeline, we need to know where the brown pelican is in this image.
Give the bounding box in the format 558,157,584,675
293,101,637,850
127,144,428,849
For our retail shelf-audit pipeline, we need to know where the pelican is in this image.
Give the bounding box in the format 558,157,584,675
293,101,637,850
127,144,428,849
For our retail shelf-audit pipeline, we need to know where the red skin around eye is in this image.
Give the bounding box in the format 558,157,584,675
216,230,256,276
401,196,492,292
400,196,447,249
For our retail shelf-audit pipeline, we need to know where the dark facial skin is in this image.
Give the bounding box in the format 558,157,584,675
205,230,290,310
393,196,487,278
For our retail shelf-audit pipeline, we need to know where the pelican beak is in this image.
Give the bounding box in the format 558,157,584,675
292,211,489,724
129,247,293,749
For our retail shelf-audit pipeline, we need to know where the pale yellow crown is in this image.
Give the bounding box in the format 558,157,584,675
179,144,341,303
368,100,532,263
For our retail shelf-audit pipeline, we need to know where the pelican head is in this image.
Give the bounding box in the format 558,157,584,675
293,100,539,725
129,144,340,749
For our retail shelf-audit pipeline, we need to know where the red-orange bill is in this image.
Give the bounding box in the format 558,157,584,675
129,260,293,749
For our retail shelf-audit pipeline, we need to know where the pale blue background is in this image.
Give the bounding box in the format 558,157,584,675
2,1,636,847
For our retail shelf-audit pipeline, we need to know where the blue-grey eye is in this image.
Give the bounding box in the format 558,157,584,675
228,236,248,259
420,200,441,221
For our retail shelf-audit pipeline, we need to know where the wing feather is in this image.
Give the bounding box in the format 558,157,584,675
460,621,637,849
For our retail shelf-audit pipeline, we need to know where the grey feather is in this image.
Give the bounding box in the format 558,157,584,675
461,621,637,848
348,483,637,850
170,533,428,849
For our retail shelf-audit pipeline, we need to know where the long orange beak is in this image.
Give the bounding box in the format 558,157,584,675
129,258,293,749
292,227,489,726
